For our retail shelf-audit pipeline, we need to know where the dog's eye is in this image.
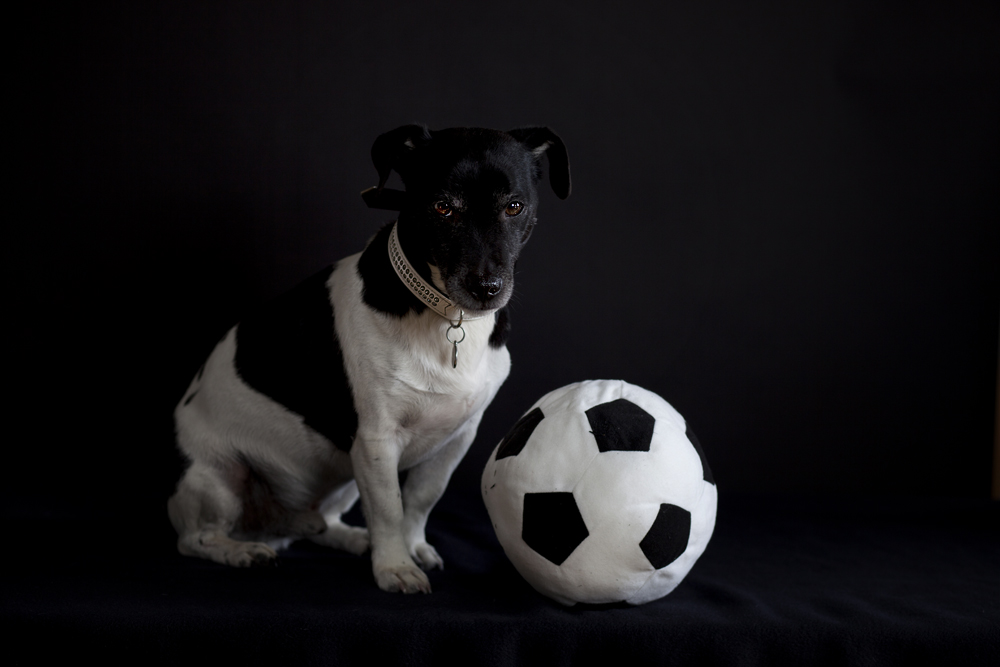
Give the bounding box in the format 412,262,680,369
434,201,452,217
505,201,523,217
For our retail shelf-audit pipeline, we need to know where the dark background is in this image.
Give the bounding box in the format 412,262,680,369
10,1,998,525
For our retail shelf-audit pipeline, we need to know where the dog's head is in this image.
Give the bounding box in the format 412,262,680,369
370,125,570,313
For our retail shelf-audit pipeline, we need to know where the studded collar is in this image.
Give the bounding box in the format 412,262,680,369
387,222,493,322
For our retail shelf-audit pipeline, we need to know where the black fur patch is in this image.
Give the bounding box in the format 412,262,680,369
234,266,358,452
368,126,567,315
489,307,511,349
357,223,429,317
359,125,571,334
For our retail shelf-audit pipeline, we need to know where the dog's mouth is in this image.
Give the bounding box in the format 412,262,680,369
449,287,510,314
426,262,511,314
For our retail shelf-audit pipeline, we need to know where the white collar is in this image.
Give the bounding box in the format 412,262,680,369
387,222,493,322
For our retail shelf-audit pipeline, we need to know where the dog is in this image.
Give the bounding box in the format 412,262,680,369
168,125,570,593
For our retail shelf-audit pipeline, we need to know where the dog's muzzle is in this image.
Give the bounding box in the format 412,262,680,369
387,223,494,323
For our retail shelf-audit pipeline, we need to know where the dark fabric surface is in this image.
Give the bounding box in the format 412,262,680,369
5,496,998,665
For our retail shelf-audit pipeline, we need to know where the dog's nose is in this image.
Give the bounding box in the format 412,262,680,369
467,275,503,301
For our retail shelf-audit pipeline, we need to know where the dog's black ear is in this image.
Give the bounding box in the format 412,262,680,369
370,124,432,189
507,127,571,200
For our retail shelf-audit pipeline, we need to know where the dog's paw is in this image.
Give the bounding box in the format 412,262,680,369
226,541,278,568
331,525,370,556
339,526,371,555
289,511,327,537
410,542,444,571
374,561,432,594
309,521,370,555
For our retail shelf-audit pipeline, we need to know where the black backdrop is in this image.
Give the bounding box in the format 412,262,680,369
10,1,998,522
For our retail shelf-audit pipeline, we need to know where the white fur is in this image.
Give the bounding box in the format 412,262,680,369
169,251,510,592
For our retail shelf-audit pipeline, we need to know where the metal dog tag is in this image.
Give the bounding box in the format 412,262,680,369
446,314,466,369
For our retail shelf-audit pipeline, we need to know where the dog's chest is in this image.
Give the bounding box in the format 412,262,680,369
367,323,507,468
332,256,510,467
389,373,492,466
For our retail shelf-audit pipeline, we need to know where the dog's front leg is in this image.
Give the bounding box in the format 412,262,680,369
351,433,431,594
400,417,481,571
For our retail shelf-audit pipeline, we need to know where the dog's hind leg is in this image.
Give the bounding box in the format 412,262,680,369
309,480,370,555
168,461,277,567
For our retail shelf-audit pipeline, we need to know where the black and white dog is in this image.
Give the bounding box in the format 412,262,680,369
168,125,570,593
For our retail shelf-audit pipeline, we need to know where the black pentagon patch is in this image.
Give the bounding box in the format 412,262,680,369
685,424,715,485
522,492,589,565
640,503,692,569
496,407,544,460
585,398,655,452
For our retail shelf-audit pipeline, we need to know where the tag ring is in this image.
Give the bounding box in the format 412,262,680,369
446,324,466,345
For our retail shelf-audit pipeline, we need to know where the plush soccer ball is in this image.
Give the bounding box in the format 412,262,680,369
481,380,717,606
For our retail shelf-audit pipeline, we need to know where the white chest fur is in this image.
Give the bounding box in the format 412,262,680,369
331,254,511,469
